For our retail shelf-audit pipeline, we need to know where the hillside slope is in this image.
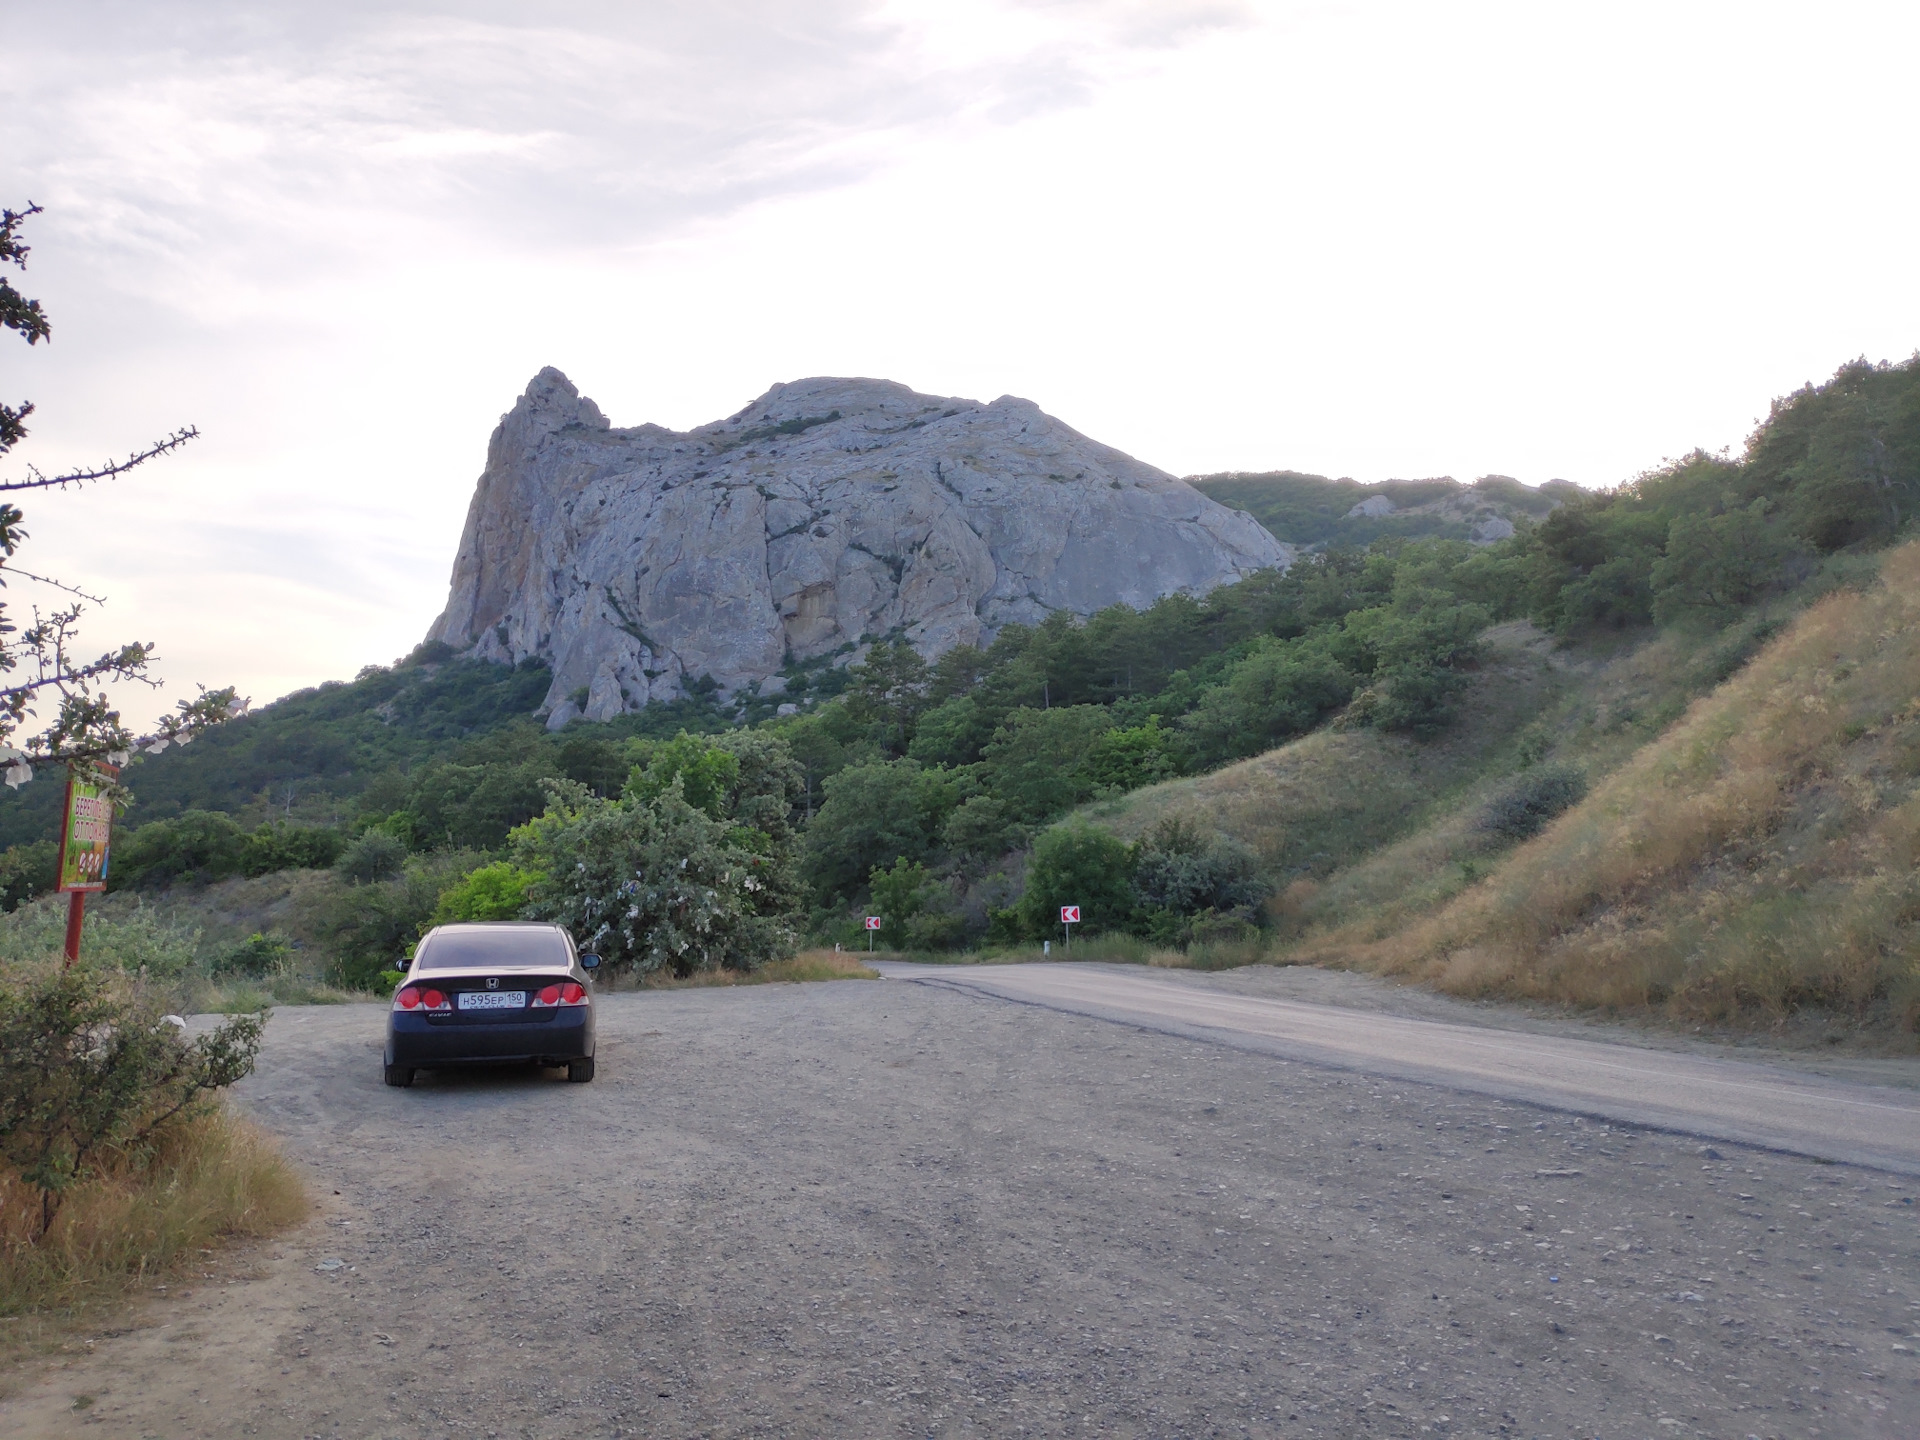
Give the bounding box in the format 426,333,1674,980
0,654,556,848
1288,540,1920,1036
1076,621,1561,878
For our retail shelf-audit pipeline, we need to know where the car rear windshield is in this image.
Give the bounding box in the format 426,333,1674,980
415,928,571,971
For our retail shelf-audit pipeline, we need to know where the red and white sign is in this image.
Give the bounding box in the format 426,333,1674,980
1059,905,1081,924
864,916,882,930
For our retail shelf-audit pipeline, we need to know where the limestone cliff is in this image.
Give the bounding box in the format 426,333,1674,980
428,370,1292,726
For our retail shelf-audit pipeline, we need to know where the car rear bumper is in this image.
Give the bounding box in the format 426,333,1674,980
386,1008,594,1068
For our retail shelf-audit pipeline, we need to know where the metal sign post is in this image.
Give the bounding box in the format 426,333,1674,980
56,765,116,966
1059,904,1080,954
864,915,881,952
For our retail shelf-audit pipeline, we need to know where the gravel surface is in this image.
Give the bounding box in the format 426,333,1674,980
4,974,1918,1439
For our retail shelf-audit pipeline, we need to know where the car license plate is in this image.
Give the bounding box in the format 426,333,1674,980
457,990,526,1010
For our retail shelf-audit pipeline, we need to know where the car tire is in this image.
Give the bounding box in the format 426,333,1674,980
383,1063,415,1088
566,1057,596,1084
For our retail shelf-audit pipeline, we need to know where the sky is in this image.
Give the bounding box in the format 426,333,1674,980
5,0,1919,726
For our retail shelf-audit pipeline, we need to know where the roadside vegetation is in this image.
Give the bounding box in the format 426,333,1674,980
0,955,302,1323
0,204,304,1327
0,348,1915,1035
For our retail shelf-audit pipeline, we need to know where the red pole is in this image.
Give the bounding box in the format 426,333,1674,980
63,890,85,966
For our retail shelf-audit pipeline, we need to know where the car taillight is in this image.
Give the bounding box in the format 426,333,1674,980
393,986,420,1011
531,981,589,1008
560,981,585,1005
420,989,449,1011
394,986,449,1012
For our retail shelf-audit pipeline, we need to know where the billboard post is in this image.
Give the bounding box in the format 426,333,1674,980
56,765,115,966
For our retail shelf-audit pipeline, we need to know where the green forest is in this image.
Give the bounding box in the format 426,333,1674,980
5,355,1917,993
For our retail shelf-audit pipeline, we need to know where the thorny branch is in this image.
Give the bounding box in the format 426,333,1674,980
0,567,106,604
0,200,241,799
0,426,201,493
0,603,248,801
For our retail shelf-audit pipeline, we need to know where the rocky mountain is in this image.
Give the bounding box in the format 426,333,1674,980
427,370,1292,727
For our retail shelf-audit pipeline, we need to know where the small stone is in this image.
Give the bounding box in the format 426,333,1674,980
314,1258,345,1273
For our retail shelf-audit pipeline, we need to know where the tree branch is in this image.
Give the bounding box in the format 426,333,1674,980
0,566,107,603
0,426,199,493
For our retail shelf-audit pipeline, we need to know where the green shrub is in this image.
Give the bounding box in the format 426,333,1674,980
1018,824,1134,937
1129,817,1266,915
623,731,741,817
802,759,963,904
1478,763,1589,841
309,855,475,989
212,932,294,979
866,856,966,950
1182,641,1356,765
512,786,796,978
0,962,263,1235
942,795,1027,864
241,822,344,877
335,831,408,885
1084,715,1181,791
0,841,56,913
429,861,535,925
977,706,1113,823
108,811,248,891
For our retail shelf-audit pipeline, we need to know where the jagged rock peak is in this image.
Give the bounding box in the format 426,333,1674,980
428,371,1294,727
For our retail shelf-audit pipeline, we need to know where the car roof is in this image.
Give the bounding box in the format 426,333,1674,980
429,921,566,933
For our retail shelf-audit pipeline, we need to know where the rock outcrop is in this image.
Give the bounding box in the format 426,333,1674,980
427,370,1292,726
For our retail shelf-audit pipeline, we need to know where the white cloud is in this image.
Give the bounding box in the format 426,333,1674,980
1,0,1916,732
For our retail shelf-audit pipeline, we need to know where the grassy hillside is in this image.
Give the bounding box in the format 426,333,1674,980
1268,541,1920,1037
1076,621,1561,878
1259,604,1813,942
0,651,556,847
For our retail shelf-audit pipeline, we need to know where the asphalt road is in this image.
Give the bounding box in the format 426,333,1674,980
4,966,1917,1440
877,963,1920,1176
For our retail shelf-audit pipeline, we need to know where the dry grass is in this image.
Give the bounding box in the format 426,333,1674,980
0,1108,308,1322
754,951,882,983
880,933,1265,971
1293,540,1920,1035
636,949,880,988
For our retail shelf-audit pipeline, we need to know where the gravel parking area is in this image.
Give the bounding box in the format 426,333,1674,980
4,974,1917,1438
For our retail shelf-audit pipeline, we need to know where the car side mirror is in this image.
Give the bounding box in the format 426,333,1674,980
580,953,601,970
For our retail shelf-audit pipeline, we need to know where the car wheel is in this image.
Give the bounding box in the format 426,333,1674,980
566,1057,595,1084
383,1063,415,1088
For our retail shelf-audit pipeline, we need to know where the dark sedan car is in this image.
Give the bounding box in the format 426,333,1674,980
384,921,600,1087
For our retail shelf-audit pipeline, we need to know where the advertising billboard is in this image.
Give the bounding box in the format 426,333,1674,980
57,767,115,893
